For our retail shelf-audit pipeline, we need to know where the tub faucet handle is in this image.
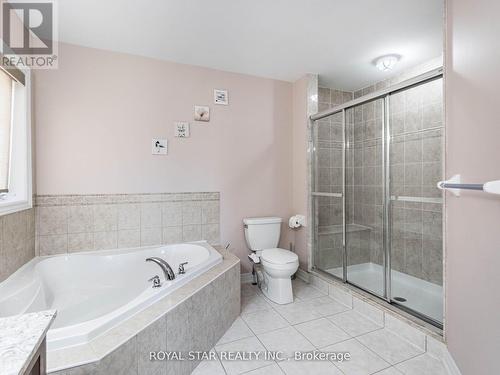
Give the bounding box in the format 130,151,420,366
178,262,188,274
148,275,161,288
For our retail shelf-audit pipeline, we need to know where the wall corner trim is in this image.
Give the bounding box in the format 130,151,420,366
443,349,462,375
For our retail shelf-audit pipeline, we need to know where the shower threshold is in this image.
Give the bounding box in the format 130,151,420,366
326,262,443,323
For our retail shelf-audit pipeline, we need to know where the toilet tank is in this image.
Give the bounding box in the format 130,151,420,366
243,217,282,251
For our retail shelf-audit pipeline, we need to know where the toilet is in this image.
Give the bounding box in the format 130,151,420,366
243,217,299,304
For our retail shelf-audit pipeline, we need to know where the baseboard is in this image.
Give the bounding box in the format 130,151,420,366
242,270,309,284
296,268,310,282
443,350,462,375
241,272,253,284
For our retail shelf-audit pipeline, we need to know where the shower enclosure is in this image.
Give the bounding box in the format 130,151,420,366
311,68,444,327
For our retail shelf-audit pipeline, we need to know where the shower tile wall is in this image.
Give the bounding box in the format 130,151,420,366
346,99,384,269
352,68,443,285
315,87,352,270
34,192,220,256
389,80,443,285
315,58,443,286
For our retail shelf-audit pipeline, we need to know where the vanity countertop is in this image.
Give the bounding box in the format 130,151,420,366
0,310,56,375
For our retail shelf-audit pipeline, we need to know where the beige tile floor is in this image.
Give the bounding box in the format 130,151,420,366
192,279,447,375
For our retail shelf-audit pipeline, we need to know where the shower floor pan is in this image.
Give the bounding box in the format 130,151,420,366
326,262,443,323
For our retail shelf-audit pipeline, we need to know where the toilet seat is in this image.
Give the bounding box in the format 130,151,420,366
261,248,298,265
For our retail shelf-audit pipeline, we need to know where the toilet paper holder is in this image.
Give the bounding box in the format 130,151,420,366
289,215,306,228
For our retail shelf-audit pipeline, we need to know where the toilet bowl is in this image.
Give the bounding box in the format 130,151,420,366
243,217,299,304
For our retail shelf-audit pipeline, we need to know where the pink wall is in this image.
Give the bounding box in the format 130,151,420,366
33,43,295,272
292,76,310,270
445,0,500,373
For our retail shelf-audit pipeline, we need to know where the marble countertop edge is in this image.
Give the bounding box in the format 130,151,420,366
0,309,57,375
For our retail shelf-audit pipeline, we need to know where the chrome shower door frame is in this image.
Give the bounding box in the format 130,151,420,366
310,67,444,324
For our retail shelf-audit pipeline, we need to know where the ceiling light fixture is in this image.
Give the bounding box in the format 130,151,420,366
374,54,401,71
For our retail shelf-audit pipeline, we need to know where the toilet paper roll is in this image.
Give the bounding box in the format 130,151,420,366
288,215,304,228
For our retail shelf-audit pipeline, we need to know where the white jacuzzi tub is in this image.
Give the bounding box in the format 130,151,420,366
0,241,222,351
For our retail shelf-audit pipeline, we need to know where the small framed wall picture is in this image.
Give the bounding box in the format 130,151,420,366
152,138,168,155
194,105,210,122
214,89,228,105
174,122,190,137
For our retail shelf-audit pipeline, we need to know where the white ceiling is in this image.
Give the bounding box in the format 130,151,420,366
55,0,443,91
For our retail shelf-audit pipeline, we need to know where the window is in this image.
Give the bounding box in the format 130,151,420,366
0,62,32,216
0,69,13,193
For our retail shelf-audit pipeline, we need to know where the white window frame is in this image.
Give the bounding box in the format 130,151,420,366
0,66,32,216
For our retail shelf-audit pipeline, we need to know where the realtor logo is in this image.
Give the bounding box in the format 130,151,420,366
1,0,58,68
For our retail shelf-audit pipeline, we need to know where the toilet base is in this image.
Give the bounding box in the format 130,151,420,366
260,272,294,304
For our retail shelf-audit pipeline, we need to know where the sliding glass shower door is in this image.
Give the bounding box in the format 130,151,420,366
388,78,444,323
312,72,444,326
344,98,386,297
312,111,344,277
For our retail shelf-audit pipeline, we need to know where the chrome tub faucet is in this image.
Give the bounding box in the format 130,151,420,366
178,262,188,274
146,257,176,281
148,275,161,288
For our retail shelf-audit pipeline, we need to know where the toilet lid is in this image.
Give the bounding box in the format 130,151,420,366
261,248,298,265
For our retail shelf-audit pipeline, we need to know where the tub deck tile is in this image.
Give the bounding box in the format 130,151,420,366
47,252,240,374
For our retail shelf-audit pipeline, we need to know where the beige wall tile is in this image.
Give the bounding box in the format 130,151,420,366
3,210,28,249
0,209,36,281
182,201,202,225
94,231,118,250
93,204,117,231
118,204,141,230
202,224,220,245
95,337,138,375
162,202,182,227
137,317,167,375
140,228,162,247
118,229,140,248
68,232,94,253
38,206,68,235
39,234,68,256
162,226,182,244
183,225,202,242
140,203,162,229
68,206,93,233
202,201,219,224
33,194,220,256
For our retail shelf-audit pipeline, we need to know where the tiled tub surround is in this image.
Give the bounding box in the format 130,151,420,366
35,192,220,256
0,208,36,282
0,241,223,351
48,247,240,375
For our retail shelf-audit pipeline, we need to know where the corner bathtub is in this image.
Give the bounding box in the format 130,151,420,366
0,241,222,351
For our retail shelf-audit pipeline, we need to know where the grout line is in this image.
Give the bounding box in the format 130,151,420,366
239,362,283,375
215,318,255,347
209,348,228,375
354,331,424,366
350,336,394,368
390,351,427,367
324,311,383,338
372,366,402,375
241,284,358,364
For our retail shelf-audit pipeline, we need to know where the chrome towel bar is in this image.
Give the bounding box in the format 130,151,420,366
390,196,443,204
437,174,500,196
